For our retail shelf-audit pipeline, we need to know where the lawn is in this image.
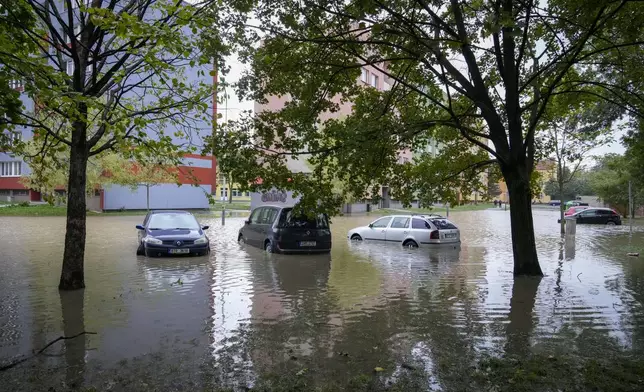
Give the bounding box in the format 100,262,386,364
210,201,251,210
370,203,497,216
0,204,148,217
0,203,250,217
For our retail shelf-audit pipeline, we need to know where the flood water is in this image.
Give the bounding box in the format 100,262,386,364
1,209,644,390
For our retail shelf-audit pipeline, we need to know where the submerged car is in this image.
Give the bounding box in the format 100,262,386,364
136,210,210,257
561,208,622,225
347,214,460,247
238,205,331,254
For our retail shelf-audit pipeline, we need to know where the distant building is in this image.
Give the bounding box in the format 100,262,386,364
497,159,556,204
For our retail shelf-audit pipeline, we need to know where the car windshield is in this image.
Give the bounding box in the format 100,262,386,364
147,213,200,230
278,208,329,229
431,219,457,230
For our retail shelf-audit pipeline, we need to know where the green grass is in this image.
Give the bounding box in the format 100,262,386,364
0,204,250,217
210,201,251,210
367,203,496,216
0,204,148,216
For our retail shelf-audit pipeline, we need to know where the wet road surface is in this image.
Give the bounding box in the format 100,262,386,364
1,209,643,390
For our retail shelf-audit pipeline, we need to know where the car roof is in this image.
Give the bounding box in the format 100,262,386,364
149,210,192,214
378,214,445,220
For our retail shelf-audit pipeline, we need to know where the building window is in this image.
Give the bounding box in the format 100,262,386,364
361,68,369,83
13,190,29,196
12,132,22,144
245,192,250,197
0,190,9,196
67,60,74,76
371,74,379,88
9,80,23,90
219,187,228,197
0,161,22,177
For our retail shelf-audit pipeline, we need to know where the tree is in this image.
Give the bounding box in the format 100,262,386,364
589,154,644,217
215,0,643,276
0,1,228,290
536,96,617,233
0,1,39,148
20,146,179,211
106,157,178,212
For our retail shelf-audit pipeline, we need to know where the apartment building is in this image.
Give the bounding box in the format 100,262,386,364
0,1,217,210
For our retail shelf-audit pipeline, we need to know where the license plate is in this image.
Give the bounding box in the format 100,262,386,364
169,248,190,254
300,241,316,247
444,233,457,239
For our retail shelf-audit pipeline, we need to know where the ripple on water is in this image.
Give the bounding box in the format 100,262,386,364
1,211,644,390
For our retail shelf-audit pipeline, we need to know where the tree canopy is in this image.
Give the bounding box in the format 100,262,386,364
0,0,234,289
213,0,644,275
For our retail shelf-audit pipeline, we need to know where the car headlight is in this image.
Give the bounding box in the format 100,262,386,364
144,236,163,245
194,236,208,245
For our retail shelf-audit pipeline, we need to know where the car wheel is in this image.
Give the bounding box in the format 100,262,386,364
350,234,362,241
403,240,419,248
136,242,145,255
264,240,273,253
607,221,616,226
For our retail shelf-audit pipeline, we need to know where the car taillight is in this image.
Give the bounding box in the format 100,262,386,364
430,230,439,239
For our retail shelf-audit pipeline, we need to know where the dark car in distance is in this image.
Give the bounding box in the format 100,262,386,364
238,205,331,254
561,208,622,226
136,210,210,257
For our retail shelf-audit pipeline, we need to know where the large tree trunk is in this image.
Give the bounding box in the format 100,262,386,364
505,169,543,276
59,122,88,290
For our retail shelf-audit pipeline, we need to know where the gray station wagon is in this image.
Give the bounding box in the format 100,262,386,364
238,205,332,254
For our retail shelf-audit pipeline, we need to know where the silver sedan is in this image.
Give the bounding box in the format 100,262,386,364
347,214,461,248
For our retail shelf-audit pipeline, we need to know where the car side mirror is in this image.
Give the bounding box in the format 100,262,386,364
136,225,145,230
202,225,210,230
368,223,373,228
245,219,251,225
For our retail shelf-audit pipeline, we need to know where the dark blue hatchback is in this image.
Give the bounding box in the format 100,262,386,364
136,210,210,257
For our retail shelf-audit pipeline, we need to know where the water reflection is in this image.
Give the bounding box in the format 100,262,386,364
60,290,86,389
0,211,643,390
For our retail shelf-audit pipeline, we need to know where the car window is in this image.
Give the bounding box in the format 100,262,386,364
278,208,329,229
412,218,430,229
390,217,410,229
250,208,263,224
597,210,613,215
147,213,199,230
258,207,278,224
580,210,596,216
431,219,457,229
371,217,392,228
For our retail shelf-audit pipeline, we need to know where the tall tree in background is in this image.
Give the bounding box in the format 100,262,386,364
0,0,229,290
589,153,643,217
215,0,644,276
537,96,617,234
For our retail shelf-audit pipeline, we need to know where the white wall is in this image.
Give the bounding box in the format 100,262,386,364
104,184,211,210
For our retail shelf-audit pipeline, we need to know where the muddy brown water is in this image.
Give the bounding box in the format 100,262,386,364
1,209,643,390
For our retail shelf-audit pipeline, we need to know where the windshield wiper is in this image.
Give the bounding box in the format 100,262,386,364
148,228,163,230
174,227,192,230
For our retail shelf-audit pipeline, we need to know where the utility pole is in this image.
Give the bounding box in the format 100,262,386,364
629,180,633,220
